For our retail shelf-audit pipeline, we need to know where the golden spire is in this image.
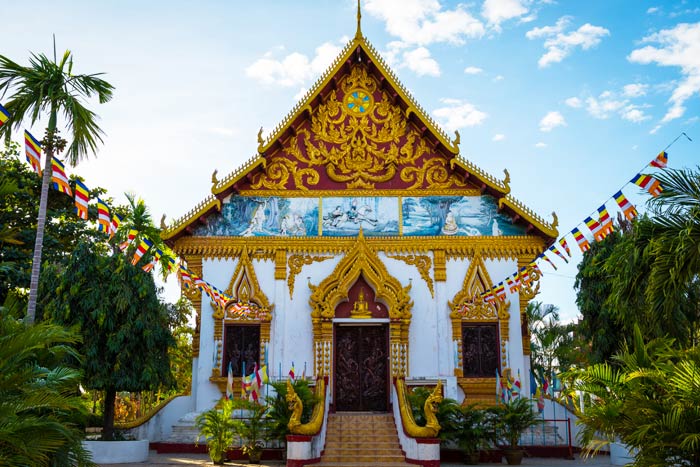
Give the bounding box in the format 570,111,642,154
355,0,362,40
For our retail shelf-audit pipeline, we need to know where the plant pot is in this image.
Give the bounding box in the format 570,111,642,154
247,449,262,464
464,451,480,464
503,448,524,465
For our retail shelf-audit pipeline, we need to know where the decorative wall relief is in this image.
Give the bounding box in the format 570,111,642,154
321,197,399,236
402,195,525,236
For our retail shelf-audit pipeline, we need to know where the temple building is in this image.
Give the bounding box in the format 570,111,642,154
159,6,558,463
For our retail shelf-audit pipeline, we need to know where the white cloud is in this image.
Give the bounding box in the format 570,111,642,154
245,41,343,87
293,87,308,102
535,142,548,148
585,92,627,119
432,98,488,131
628,22,700,124
365,0,485,46
384,42,441,77
493,74,505,82
622,83,648,97
565,96,582,108
526,17,609,67
403,47,441,76
647,7,659,14
492,133,505,141
464,66,484,74
481,0,530,28
539,111,566,132
621,106,651,123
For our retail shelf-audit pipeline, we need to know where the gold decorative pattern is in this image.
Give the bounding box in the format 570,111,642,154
308,231,413,378
170,235,546,260
184,256,203,357
250,65,468,191
287,378,326,435
499,195,559,240
433,249,446,282
386,253,434,297
162,197,222,241
237,188,482,197
517,258,541,355
287,254,334,297
275,249,287,280
209,247,273,391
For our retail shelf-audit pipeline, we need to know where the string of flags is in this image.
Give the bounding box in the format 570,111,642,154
465,149,671,311
3,105,260,319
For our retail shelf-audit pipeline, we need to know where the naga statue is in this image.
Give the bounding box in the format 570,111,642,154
397,378,443,438
286,378,326,435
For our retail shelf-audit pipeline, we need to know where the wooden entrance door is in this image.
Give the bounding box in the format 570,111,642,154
334,325,388,412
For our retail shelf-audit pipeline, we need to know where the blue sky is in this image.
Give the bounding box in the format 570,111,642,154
3,1,699,321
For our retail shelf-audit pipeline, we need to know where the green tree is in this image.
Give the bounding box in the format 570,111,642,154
565,327,700,466
42,241,175,440
0,49,114,323
0,143,104,306
0,292,95,466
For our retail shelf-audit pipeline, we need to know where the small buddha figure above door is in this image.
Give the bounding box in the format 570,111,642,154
350,288,372,319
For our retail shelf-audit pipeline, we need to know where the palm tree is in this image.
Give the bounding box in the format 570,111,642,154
0,49,114,323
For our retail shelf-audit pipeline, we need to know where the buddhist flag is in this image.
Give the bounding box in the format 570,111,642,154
558,237,571,257
649,151,668,169
0,103,10,127
631,173,662,197
584,216,605,242
519,267,532,287
539,253,558,271
166,256,178,272
74,180,90,220
24,130,42,175
180,268,193,288
50,158,72,196
96,198,111,233
506,276,519,293
548,243,568,263
572,228,590,252
142,257,157,273
119,229,138,251
483,290,496,303
529,261,542,276
131,238,153,265
226,361,234,400
598,205,614,237
614,191,637,221
289,362,296,381
494,283,506,301
109,214,123,240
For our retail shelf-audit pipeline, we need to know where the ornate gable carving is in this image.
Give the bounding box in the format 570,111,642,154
308,229,412,321
449,256,506,321
251,65,469,192
219,247,272,321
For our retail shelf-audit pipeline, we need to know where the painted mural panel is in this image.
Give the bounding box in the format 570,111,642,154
321,197,399,236
193,197,319,237
402,196,525,236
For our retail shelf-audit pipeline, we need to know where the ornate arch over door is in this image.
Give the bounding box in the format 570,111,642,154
308,231,413,382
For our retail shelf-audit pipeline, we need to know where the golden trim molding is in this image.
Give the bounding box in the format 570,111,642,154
386,253,434,297
287,254,334,297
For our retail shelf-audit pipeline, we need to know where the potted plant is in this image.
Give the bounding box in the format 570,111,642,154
453,403,496,464
195,398,236,465
232,398,269,464
265,379,317,454
489,398,541,465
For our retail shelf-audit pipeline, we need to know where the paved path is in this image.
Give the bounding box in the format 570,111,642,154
101,451,614,467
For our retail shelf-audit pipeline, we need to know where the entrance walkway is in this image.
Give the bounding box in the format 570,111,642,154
100,451,614,467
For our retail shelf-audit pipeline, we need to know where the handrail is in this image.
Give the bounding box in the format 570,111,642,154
114,393,184,430
394,377,442,438
287,377,327,436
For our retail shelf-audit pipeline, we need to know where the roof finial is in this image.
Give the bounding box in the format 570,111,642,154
355,0,362,40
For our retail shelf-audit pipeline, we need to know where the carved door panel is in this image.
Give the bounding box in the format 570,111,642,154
334,325,388,412
462,324,499,377
223,325,260,377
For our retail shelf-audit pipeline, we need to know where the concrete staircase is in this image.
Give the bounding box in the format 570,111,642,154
310,413,411,467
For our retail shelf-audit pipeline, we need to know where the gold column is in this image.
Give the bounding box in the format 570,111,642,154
185,255,203,358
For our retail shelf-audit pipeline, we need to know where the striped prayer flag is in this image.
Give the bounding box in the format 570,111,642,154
24,130,42,175
482,290,496,303
529,261,542,276
506,276,519,293
539,253,558,271
166,256,178,272
96,198,111,233
119,229,138,251
548,243,568,263
598,205,614,237
631,173,662,197
494,283,506,301
0,103,10,127
180,268,192,288
614,190,637,221
131,238,153,265
50,157,72,196
558,237,571,257
74,180,90,220
109,214,123,240
519,267,532,286
649,151,668,169
142,258,157,273
584,216,605,242
572,228,590,252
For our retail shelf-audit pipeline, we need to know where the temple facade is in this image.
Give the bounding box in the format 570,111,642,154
161,17,558,418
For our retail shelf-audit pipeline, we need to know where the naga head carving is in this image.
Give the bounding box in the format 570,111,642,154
425,380,444,415
286,379,301,410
